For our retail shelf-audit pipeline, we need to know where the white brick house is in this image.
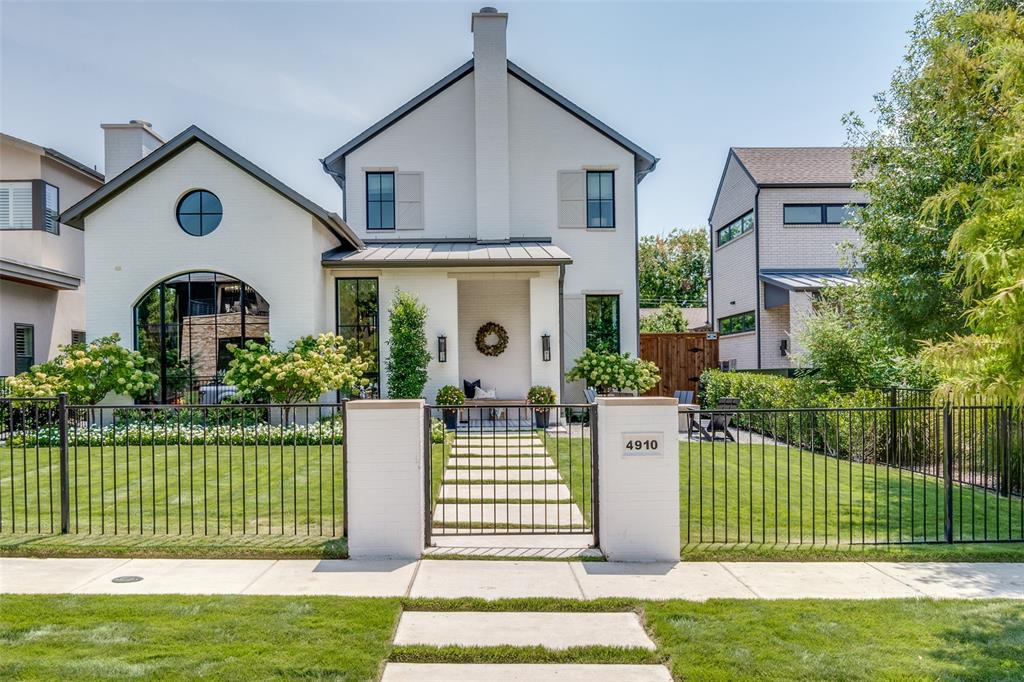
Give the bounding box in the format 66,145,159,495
708,147,865,370
61,7,657,403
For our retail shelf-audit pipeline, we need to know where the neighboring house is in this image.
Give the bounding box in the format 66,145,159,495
707,147,865,370
61,7,657,403
0,133,104,377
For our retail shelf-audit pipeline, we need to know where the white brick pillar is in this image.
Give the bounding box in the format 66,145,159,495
345,399,425,559
597,397,680,562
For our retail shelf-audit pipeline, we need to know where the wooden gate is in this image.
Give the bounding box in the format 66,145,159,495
639,333,719,397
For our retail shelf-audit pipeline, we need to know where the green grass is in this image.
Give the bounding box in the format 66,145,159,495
681,441,1024,548
646,599,1024,681
0,594,399,680
2,596,1022,680
544,434,595,524
1,444,344,537
0,532,347,559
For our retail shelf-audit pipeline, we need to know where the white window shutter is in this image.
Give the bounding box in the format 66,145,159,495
558,171,585,228
396,172,424,230
0,182,33,229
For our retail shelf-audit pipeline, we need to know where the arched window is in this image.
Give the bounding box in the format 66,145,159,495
133,271,269,403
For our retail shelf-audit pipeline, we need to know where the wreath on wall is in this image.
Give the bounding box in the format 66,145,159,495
475,322,509,357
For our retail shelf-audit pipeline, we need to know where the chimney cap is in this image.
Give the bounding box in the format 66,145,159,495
479,6,498,12
129,119,153,128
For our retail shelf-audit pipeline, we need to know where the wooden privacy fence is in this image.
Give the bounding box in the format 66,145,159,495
640,332,719,397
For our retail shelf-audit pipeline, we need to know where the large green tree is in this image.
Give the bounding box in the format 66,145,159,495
916,6,1024,404
637,228,709,307
845,0,1018,350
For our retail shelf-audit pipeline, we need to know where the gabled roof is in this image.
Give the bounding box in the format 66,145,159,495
731,147,858,186
60,126,363,249
322,238,572,267
1,132,104,182
321,59,658,185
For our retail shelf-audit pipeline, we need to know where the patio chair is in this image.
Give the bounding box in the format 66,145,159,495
583,388,597,404
689,396,740,442
674,390,694,405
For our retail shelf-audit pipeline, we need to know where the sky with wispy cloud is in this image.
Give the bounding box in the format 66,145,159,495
1,1,923,234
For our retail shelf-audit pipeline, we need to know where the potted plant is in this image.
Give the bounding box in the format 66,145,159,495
527,385,557,428
435,385,466,429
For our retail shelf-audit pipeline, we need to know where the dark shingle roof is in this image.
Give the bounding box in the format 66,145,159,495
732,147,858,186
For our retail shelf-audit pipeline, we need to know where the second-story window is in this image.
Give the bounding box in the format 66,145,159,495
366,172,395,230
586,171,614,228
44,183,59,234
784,203,866,225
717,211,754,246
0,181,58,232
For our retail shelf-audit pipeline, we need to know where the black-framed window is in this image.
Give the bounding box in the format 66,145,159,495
717,211,754,246
366,172,395,230
14,324,34,374
0,180,59,233
336,277,380,396
586,171,614,228
585,295,620,353
43,183,59,234
784,203,866,225
176,190,223,236
71,330,86,346
719,311,755,335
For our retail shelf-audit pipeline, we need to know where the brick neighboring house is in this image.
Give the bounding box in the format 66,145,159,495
707,147,865,371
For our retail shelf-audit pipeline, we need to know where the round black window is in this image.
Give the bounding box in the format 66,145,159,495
176,190,222,236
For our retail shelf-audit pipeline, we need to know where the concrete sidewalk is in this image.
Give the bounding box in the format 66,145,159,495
2,558,1023,600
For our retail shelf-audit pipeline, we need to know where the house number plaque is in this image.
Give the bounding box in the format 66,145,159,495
622,433,664,457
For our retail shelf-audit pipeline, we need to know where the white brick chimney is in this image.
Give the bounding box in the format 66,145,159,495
100,120,165,181
472,7,510,243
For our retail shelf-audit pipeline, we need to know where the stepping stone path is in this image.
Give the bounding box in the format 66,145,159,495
432,430,589,535
383,610,671,681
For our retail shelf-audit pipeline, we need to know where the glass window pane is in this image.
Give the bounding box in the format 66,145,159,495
825,204,858,224
587,201,601,227
587,172,600,199
600,172,613,198
367,174,381,201
178,213,202,235
742,213,754,231
601,201,613,226
201,214,222,234
368,202,381,228
179,191,202,214
784,205,822,224
337,280,357,325
379,173,394,201
381,202,395,229
201,191,222,214
585,295,620,353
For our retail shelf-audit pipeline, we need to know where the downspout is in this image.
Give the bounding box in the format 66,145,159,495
707,218,714,334
633,177,641,356
558,264,566,402
320,159,347,221
754,187,762,369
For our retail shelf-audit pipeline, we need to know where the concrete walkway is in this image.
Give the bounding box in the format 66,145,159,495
2,558,1023,599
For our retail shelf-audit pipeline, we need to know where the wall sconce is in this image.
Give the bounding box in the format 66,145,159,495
541,334,551,362
437,334,447,363
780,339,788,357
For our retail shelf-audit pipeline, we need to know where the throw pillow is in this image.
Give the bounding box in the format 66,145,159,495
474,386,496,399
463,379,481,397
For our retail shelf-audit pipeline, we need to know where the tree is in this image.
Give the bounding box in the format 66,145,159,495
224,333,369,410
915,6,1024,404
845,0,1019,350
638,228,709,307
6,334,159,404
639,304,690,333
385,290,431,399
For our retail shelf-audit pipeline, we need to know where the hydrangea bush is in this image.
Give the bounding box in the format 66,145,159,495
6,334,158,404
12,419,344,447
566,349,660,394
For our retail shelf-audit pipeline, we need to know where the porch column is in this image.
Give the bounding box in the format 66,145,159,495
529,270,562,400
345,399,424,559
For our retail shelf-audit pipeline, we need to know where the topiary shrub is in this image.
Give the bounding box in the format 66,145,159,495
385,290,431,399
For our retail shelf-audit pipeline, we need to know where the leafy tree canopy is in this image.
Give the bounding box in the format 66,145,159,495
639,304,690,333
638,228,708,307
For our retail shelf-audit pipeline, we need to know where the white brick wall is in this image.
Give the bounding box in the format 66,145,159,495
457,278,531,398
597,397,679,562
718,331,757,370
758,187,866,270
345,400,424,559
759,300,791,370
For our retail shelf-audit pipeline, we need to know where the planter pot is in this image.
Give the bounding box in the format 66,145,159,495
534,408,551,429
442,408,459,430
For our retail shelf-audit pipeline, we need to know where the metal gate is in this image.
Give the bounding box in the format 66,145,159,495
424,402,598,545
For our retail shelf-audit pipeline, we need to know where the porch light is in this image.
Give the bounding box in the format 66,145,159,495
438,334,447,363
541,334,551,362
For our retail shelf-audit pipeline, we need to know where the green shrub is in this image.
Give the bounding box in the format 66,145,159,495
527,385,557,405
639,304,689,333
385,290,431,399
430,418,446,444
567,349,660,394
435,385,466,406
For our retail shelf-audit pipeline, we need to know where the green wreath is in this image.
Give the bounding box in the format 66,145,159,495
475,322,509,357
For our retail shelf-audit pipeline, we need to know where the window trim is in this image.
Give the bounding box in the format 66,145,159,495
718,311,756,336
716,210,754,247
584,294,621,353
335,276,380,397
365,171,396,230
585,170,615,229
783,203,867,226
14,323,34,374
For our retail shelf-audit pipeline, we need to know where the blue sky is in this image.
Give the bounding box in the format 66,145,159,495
1,1,923,235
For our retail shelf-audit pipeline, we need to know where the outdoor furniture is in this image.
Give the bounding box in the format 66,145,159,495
583,388,597,404
674,390,694,404
689,396,740,441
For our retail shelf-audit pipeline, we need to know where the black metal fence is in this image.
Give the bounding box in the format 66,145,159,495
425,403,597,542
682,404,1023,546
1,396,346,537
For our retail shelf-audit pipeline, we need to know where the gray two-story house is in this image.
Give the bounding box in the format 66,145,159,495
708,147,865,370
